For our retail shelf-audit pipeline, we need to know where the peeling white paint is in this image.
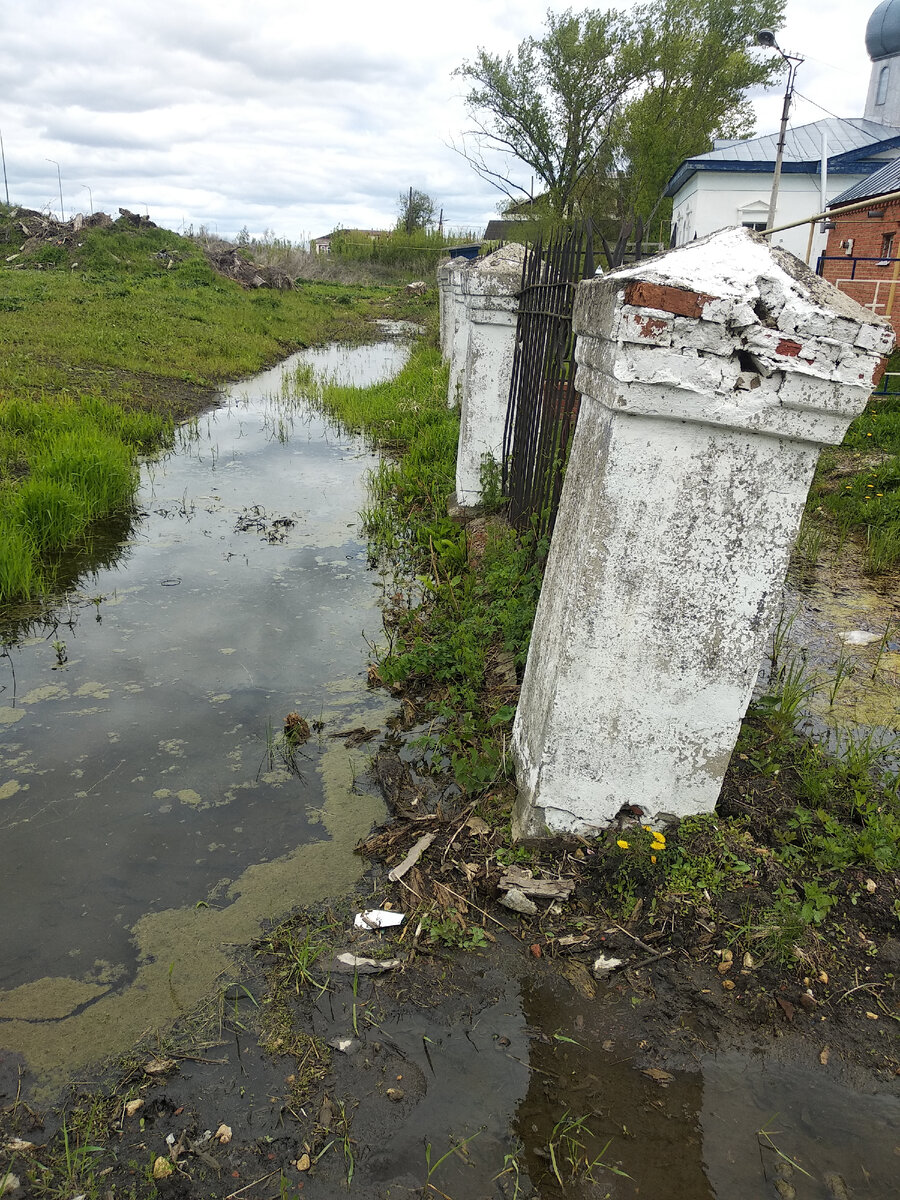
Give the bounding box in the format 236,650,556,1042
512,228,894,837
453,244,524,506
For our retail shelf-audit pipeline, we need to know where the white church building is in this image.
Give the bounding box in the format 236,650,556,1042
666,0,900,263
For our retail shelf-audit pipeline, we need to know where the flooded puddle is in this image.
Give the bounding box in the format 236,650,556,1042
0,341,896,1192
0,341,407,1085
138,947,898,1199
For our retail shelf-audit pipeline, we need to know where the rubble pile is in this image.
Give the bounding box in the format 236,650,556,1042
0,205,293,289
202,242,295,290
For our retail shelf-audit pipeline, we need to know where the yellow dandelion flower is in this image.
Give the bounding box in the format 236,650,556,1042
652,833,666,846
616,839,629,849
651,854,657,863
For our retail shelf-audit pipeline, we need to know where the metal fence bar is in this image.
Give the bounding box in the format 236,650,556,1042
502,224,594,543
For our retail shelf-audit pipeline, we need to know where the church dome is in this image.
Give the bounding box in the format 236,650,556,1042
867,0,900,59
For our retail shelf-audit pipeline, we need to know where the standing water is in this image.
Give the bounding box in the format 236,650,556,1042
0,342,407,1086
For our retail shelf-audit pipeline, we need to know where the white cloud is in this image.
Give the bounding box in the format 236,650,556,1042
0,0,884,241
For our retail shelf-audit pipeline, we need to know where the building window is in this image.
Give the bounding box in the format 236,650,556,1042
880,231,895,261
877,64,890,106
742,220,768,232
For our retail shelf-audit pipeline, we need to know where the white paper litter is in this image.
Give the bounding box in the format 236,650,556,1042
354,909,406,929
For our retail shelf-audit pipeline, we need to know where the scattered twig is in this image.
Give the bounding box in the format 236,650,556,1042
631,948,674,970
608,923,656,955
170,1053,228,1065
398,876,512,933
224,1170,279,1198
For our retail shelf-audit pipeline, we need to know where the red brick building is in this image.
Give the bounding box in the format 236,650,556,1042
820,157,900,338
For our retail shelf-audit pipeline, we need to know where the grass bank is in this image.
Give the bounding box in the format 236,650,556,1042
309,315,899,1014
310,330,544,794
0,209,421,605
809,361,900,572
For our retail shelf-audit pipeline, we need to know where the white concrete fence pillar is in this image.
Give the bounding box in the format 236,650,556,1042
454,243,525,507
437,260,454,362
512,227,894,838
446,262,472,407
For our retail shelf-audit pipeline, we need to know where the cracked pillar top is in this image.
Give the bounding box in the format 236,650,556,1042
573,227,895,447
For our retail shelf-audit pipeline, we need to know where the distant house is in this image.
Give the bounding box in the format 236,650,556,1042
665,1,900,264
819,157,900,336
311,229,390,255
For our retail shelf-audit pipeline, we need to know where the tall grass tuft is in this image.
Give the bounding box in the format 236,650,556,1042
0,395,169,604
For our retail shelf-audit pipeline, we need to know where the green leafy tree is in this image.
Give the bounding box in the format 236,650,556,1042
396,188,436,233
455,8,635,220
587,0,785,264
455,0,785,257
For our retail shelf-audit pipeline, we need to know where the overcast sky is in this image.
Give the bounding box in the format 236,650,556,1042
0,0,879,243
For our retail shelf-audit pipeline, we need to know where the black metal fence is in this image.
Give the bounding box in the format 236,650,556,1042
502,225,595,542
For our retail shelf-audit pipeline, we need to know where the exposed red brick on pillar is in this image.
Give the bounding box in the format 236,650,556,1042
622,281,715,319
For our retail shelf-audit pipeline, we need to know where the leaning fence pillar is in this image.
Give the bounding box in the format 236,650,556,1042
454,244,525,507
512,227,894,838
446,263,472,407
437,260,454,362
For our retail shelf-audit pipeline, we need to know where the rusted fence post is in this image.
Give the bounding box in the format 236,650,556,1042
512,227,893,837
454,244,525,507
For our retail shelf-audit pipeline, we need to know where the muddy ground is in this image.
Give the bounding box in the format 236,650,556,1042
2,746,897,1198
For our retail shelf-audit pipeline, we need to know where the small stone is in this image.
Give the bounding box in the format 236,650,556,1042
717,960,732,974
143,1057,177,1076
818,971,829,985
152,1157,174,1180
296,1154,311,1172
798,992,817,1012
499,887,538,916
386,1087,404,1102
721,979,735,991
742,952,754,970
214,1124,232,1144
124,1100,144,1117
865,1011,879,1020
3,1139,36,1153
0,1174,20,1196
865,878,877,893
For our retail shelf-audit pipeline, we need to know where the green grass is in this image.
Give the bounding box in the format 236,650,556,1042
0,212,399,605
310,337,544,796
810,368,900,572
0,394,170,602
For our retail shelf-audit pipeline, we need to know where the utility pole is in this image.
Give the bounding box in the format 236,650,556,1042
0,129,9,206
46,158,64,221
407,185,413,236
756,30,804,238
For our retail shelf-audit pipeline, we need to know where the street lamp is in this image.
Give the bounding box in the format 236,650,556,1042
80,184,93,214
756,30,804,238
45,157,64,221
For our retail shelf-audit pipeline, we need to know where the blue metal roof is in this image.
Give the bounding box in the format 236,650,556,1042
665,118,900,196
830,156,900,205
